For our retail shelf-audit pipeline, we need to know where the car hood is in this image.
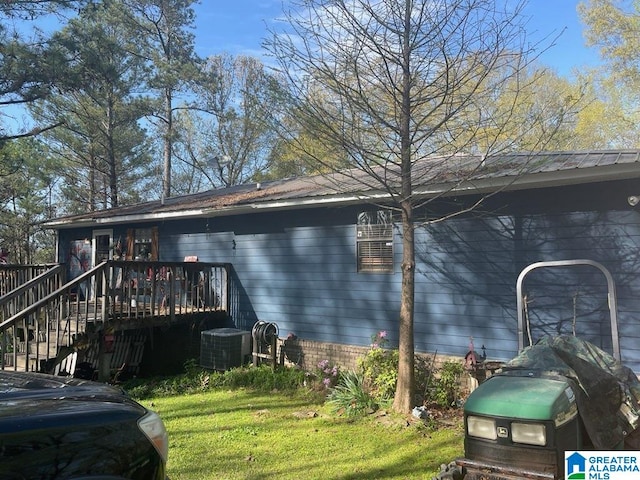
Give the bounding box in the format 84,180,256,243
0,371,144,426
0,370,119,394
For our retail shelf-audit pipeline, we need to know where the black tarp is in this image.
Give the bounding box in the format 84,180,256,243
502,335,640,450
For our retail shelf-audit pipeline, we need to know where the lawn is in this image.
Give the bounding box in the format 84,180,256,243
141,389,464,480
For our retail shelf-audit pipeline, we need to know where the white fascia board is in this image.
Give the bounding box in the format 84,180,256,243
201,193,393,215
414,164,640,196
46,209,208,229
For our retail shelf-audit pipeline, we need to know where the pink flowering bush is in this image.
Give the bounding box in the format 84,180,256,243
370,330,387,348
316,359,340,389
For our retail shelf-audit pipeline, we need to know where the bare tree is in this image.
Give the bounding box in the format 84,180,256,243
172,54,281,191
266,0,559,413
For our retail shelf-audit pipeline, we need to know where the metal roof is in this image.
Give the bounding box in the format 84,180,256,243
46,150,640,228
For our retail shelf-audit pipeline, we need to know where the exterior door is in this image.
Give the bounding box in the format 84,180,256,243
93,230,113,265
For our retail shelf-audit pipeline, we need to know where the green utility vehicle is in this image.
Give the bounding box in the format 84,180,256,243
456,260,640,480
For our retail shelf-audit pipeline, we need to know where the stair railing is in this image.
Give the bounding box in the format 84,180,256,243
0,264,64,322
0,262,109,371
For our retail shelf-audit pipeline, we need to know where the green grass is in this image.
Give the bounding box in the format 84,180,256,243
140,388,464,480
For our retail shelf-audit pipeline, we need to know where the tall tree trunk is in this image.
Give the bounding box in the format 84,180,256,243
107,97,119,208
89,153,96,212
162,88,173,200
393,200,416,412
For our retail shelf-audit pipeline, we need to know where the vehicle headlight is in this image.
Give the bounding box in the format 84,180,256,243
138,410,169,463
467,416,497,440
511,422,546,446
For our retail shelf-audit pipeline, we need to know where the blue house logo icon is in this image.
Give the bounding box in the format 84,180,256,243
566,452,586,479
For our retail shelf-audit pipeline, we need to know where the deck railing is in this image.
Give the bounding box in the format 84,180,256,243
106,260,230,321
0,260,231,373
0,264,60,295
0,264,64,322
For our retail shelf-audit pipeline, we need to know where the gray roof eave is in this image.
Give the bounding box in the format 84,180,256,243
417,161,639,194
465,161,639,193
44,208,210,229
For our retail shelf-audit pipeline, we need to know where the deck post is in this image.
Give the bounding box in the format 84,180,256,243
101,266,108,324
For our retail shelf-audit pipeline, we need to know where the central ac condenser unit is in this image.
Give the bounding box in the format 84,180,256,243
200,328,251,370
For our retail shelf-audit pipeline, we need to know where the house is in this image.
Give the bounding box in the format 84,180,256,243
44,150,640,373
566,452,586,477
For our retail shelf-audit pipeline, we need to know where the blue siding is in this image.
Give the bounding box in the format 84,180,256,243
414,209,640,370
57,181,640,372
155,205,640,371
159,210,401,349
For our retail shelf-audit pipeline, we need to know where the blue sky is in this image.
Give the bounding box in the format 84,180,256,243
192,0,601,78
3,0,602,133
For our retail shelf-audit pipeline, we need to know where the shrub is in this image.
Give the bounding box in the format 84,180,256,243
326,370,378,417
414,354,437,404
429,360,465,408
357,330,398,402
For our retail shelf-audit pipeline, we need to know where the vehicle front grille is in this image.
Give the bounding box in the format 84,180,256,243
464,438,558,476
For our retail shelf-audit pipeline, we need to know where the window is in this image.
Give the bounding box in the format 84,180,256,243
356,210,394,273
133,228,153,259
126,227,159,261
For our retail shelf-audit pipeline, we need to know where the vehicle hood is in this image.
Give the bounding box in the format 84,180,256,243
0,371,144,427
464,373,576,423
0,371,120,395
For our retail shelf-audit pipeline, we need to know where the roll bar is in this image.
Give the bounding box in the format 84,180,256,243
516,259,620,361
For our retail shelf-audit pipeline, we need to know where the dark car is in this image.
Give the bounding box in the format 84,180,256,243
0,371,168,479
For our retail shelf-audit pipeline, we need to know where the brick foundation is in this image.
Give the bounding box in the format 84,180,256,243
279,336,464,372
280,337,370,371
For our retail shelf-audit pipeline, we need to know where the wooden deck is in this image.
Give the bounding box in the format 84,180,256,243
0,261,233,378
